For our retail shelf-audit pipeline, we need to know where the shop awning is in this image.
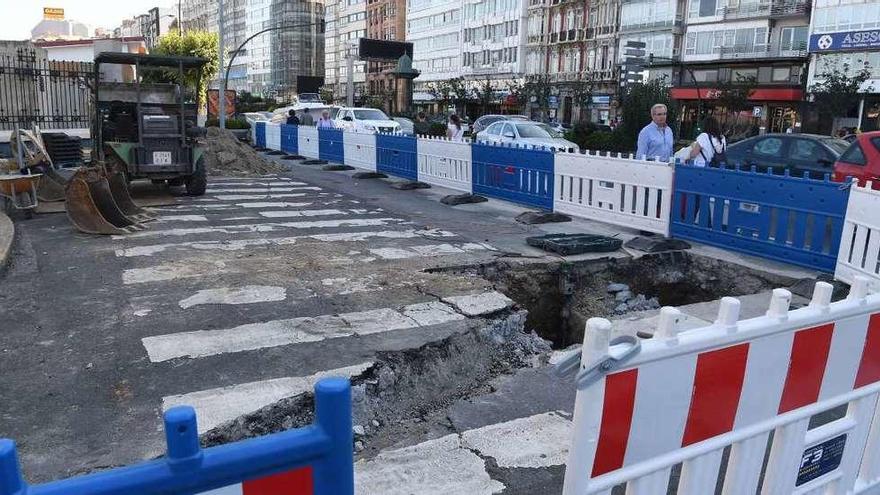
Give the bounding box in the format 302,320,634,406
670,88,804,101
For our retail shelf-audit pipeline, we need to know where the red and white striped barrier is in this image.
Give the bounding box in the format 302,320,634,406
563,277,880,495
200,467,312,494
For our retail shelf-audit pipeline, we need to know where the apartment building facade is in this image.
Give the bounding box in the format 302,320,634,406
460,0,527,91
365,0,407,97
670,0,812,135
325,0,368,102
406,0,463,92
806,0,880,132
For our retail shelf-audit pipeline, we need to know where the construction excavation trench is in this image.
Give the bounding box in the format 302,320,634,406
202,251,814,469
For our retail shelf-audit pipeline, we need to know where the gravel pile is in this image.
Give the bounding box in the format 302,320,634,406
203,127,285,177
606,282,661,315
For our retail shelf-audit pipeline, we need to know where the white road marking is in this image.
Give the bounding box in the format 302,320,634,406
178,286,287,309
369,242,494,260
206,187,321,193
208,181,306,187
257,209,349,218
114,229,458,257
162,362,372,433
223,216,261,221
460,412,572,468
158,215,208,222
236,202,312,208
355,434,505,495
212,193,322,200
133,309,152,317
155,204,235,211
442,292,514,316
123,261,229,285
142,300,469,362
112,218,405,239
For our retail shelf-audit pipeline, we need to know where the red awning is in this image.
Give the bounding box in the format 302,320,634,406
670,87,803,101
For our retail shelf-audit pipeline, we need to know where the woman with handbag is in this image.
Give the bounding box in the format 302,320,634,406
688,116,727,167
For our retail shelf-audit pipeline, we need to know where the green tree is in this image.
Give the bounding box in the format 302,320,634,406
570,73,594,122
447,77,469,115
522,74,552,121
809,59,874,121
319,86,335,104
148,30,219,107
427,80,452,113
473,78,495,115
619,76,678,150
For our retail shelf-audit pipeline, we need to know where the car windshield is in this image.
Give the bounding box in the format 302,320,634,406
821,138,850,155
353,109,389,120
328,107,341,119
298,93,322,103
516,123,557,138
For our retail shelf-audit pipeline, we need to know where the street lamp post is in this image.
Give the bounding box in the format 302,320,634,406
218,0,226,128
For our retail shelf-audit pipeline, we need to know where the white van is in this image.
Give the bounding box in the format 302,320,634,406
334,107,400,134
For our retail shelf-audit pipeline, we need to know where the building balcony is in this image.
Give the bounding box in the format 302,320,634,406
716,44,808,61
549,29,583,44
770,0,809,17
528,0,548,9
584,25,616,39
619,17,683,34
722,1,771,20
527,33,548,44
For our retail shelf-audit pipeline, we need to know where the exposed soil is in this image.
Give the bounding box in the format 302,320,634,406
202,127,285,177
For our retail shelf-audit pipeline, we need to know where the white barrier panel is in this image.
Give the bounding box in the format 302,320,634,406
553,151,673,236
265,123,281,151
250,123,256,144
836,182,880,290
343,130,377,171
416,136,472,193
562,278,880,495
298,125,319,159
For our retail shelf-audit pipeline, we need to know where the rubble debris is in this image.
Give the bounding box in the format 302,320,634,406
440,194,488,206
203,127,285,177
515,211,571,225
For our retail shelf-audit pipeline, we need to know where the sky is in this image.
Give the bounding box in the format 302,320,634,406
0,0,177,41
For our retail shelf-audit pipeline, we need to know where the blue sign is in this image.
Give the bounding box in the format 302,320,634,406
809,30,880,52
796,434,846,486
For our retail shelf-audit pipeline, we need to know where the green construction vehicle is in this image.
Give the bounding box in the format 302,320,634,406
93,52,208,195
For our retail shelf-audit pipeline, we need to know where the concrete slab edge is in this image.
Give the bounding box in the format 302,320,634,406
0,210,13,270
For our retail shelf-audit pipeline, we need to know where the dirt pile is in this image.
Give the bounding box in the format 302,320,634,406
202,127,285,177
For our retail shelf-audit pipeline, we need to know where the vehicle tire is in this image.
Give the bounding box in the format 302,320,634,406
185,159,207,196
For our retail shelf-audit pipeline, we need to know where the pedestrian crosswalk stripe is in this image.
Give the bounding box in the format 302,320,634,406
178,286,287,309
206,187,322,193
370,242,494,260
212,193,324,200
208,181,307,187
113,229,458,257
158,215,209,222
112,218,405,239
161,362,372,434
141,300,466,362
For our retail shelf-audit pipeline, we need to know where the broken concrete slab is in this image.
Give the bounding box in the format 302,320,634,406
390,181,431,191
301,159,328,165
515,211,571,225
441,194,488,206
323,164,356,171
624,236,691,253
442,291,514,316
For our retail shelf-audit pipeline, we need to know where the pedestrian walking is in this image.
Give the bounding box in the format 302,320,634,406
636,103,674,161
688,116,727,167
286,109,300,126
300,108,315,126
317,109,335,129
447,114,464,141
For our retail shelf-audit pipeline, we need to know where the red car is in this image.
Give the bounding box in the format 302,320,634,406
833,131,880,188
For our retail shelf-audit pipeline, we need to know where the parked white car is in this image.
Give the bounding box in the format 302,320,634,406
334,107,400,134
477,121,579,152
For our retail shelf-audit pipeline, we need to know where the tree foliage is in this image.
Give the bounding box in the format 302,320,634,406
148,30,219,107
473,78,495,115
809,59,874,119
521,74,552,121
619,76,678,149
570,73,594,110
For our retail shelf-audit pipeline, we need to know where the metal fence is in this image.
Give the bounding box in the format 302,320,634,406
0,49,94,131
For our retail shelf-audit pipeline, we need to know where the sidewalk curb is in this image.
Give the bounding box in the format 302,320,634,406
0,210,13,270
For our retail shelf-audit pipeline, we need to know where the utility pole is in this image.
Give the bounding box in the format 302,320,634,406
346,41,355,106
218,0,226,129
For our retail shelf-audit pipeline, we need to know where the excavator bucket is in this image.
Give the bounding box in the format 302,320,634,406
100,161,158,222
65,167,147,235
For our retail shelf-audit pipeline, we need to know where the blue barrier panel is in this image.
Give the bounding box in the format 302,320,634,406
670,164,850,272
255,122,266,148
318,128,345,164
376,133,418,180
281,124,298,154
0,378,353,495
471,143,554,210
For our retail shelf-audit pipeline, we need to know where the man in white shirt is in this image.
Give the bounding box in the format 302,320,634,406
636,103,674,161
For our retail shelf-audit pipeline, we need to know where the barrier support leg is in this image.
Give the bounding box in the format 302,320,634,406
312,378,353,495
0,440,26,495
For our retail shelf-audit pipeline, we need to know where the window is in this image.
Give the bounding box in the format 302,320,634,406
753,137,783,157
780,26,807,52
839,142,867,166
501,123,516,137
485,122,503,135
788,139,823,161
771,67,790,82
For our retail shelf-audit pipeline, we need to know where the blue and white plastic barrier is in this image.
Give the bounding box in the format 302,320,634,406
281,124,298,155
255,127,863,273
254,122,266,149
0,378,354,495
265,123,281,151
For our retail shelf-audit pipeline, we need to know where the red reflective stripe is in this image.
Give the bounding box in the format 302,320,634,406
681,344,749,446
591,369,638,478
242,466,313,495
778,324,834,414
855,314,880,388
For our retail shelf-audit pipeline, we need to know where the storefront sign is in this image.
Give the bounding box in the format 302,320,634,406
591,95,611,105
752,106,763,117
809,30,880,52
43,7,64,20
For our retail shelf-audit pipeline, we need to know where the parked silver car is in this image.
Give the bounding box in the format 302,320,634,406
477,121,579,152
